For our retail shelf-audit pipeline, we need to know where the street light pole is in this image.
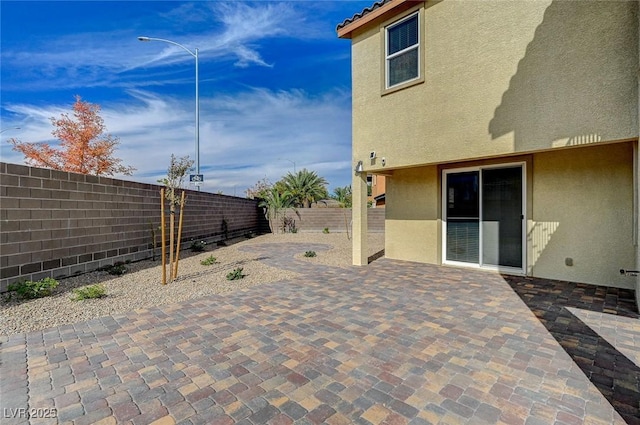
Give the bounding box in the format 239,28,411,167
278,158,296,173
138,36,200,190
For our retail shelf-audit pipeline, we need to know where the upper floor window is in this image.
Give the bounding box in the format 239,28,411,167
385,12,420,89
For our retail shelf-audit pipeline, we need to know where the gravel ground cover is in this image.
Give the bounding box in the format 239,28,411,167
1,232,384,336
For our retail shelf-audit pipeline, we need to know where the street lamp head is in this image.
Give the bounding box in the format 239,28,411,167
137,36,150,42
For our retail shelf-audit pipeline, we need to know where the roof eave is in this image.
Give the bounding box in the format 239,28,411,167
337,0,421,39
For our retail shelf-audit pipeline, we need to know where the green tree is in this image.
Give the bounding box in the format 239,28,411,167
280,168,328,208
331,185,352,208
258,187,294,234
245,177,272,199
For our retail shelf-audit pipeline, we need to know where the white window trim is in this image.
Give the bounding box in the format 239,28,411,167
385,11,421,90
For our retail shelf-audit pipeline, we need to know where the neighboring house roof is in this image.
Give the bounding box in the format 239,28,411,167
337,0,421,39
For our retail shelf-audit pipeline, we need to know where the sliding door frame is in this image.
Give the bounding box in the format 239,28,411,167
441,161,526,275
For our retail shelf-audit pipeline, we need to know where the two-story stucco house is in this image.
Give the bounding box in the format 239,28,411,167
338,0,639,307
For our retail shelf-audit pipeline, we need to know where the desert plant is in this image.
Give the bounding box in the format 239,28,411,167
102,262,127,275
8,278,59,299
281,216,297,233
190,240,207,252
221,218,229,240
304,251,317,258
72,284,106,301
201,255,217,266
226,267,245,281
323,227,330,234
259,187,294,234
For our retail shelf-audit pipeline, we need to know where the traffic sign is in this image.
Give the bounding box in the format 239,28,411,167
190,174,204,183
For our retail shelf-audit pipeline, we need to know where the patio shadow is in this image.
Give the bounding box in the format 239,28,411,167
503,275,639,424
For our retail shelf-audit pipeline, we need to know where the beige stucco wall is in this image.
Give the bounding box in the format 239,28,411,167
380,143,635,288
351,0,638,174
531,143,635,289
385,165,440,263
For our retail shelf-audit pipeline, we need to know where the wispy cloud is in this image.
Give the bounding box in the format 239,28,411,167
1,87,352,195
1,2,309,91
1,1,359,196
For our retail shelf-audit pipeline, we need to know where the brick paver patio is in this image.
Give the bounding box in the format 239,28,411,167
1,242,638,424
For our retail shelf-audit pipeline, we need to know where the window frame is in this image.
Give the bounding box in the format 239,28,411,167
383,9,424,93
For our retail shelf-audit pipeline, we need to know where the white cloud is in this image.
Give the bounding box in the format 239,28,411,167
136,2,302,70
1,2,357,196
1,87,353,195
0,2,307,91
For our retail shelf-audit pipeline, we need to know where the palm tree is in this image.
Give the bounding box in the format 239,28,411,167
258,187,294,234
332,185,352,208
281,169,328,208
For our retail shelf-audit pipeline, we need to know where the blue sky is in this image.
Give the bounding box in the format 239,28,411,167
0,1,370,195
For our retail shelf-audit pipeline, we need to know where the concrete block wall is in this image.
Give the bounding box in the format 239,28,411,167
279,208,385,233
0,162,263,291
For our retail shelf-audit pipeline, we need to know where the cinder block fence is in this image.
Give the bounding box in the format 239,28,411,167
0,162,266,292
280,208,385,233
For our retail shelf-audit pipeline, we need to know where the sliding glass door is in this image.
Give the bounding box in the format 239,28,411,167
445,171,480,264
481,167,523,268
444,165,524,272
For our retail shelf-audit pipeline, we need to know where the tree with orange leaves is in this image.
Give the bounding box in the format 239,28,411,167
8,96,135,176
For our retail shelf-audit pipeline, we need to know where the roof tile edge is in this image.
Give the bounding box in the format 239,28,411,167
337,0,422,39
336,0,393,31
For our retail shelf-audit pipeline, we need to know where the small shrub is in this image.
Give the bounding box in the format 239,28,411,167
282,216,297,233
323,227,330,234
190,240,207,252
226,267,245,281
105,263,127,276
8,278,59,299
221,218,229,240
201,255,217,266
304,251,317,258
72,284,106,301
